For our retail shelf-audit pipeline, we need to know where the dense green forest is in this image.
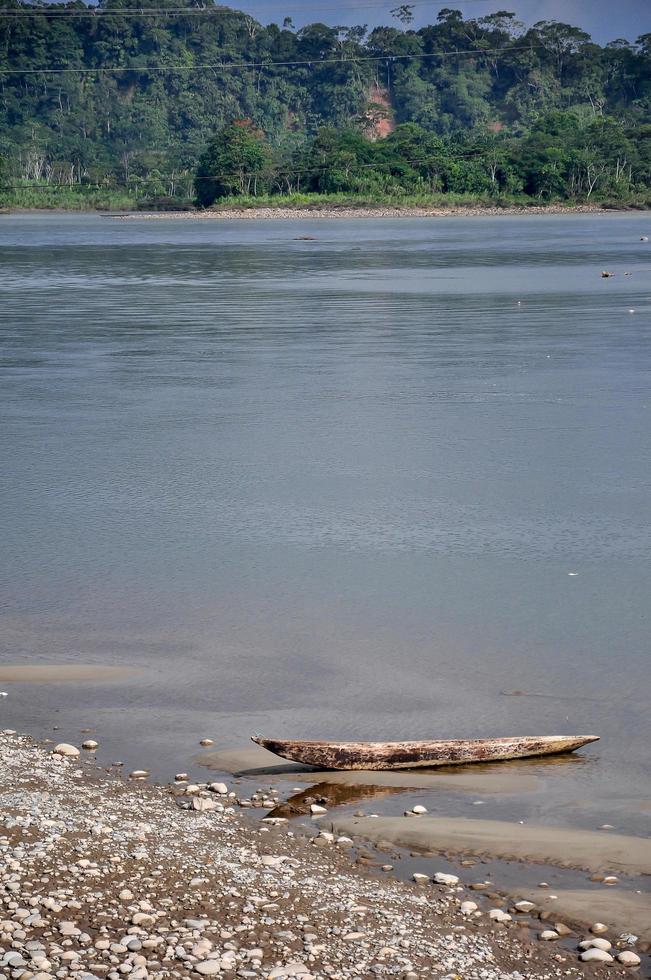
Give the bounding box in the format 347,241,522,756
1,1,650,208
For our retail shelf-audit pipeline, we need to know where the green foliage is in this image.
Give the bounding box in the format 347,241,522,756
195,119,274,205
1,1,650,206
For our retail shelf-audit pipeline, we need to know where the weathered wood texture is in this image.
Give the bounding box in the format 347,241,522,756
251,735,599,771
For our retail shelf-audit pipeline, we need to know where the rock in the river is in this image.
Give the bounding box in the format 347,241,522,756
53,743,80,757
489,909,512,923
82,740,98,750
617,952,641,967
412,873,429,884
209,782,228,794
514,901,536,913
310,804,327,815
199,738,214,747
580,948,614,964
590,922,609,935
580,939,612,952
434,872,459,885
412,805,427,814
539,930,559,941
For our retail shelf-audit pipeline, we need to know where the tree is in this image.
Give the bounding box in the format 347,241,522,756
194,120,274,206
391,5,414,26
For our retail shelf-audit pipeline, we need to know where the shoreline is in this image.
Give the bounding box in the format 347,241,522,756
1,729,648,979
114,204,611,221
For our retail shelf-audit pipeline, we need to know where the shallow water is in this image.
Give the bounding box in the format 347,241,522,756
1,212,650,837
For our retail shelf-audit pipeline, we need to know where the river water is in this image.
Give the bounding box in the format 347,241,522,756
1,212,650,836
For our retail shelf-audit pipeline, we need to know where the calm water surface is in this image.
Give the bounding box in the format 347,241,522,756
1,212,650,835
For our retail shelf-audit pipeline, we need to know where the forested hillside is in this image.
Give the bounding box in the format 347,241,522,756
1,1,650,206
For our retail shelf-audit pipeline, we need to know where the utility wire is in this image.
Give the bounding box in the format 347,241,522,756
0,43,551,73
0,0,528,15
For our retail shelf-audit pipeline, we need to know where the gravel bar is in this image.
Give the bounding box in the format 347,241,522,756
0,732,635,980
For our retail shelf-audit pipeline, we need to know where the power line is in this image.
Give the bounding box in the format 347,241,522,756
0,0,526,16
0,43,551,73
0,0,600,14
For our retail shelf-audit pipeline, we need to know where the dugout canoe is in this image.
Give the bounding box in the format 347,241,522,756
251,734,599,770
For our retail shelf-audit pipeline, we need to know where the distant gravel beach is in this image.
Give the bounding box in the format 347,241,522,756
113,204,605,220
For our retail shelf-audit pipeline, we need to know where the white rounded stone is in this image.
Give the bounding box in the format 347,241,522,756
52,743,79,757
580,948,613,963
617,952,641,967
433,872,459,885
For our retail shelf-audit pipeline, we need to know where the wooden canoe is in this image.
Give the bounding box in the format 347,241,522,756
251,734,599,771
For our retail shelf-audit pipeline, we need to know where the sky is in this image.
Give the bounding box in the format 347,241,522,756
232,0,650,45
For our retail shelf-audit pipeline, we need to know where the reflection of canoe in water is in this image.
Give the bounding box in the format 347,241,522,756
251,735,599,771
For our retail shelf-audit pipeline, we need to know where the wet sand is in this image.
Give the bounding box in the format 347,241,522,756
326,814,651,877
505,888,651,943
0,663,138,683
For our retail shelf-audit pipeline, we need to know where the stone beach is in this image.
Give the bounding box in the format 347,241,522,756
114,204,604,221
0,732,647,980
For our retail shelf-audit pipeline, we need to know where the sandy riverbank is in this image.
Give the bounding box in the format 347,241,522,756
113,204,606,221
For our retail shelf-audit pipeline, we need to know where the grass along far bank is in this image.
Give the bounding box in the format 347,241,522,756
2,184,651,214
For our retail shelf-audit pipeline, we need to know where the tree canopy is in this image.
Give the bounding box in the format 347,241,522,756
1,1,649,203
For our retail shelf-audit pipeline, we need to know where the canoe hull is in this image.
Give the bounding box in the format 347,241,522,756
251,735,599,771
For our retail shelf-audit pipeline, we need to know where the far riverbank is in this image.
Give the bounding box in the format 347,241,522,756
114,203,611,220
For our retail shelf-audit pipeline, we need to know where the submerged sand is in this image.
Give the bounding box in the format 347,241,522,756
0,664,138,683
505,888,651,943
326,814,651,877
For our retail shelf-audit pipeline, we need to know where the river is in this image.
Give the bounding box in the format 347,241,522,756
1,211,650,837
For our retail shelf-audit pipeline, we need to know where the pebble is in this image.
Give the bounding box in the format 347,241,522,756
460,901,478,915
309,804,327,815
433,872,459,885
412,873,429,884
617,951,641,966
580,948,614,963
209,782,228,794
411,805,427,814
52,743,80,757
195,961,220,975
580,939,612,951
514,901,536,913
489,909,512,923
199,739,214,746
82,740,98,750
191,797,218,812
129,770,149,779
539,930,559,941
590,922,609,935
